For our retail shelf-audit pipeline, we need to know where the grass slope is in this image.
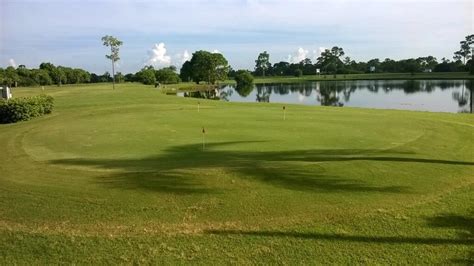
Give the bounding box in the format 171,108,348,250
1,83,473,264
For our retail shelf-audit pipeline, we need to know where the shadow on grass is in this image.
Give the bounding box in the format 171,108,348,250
205,229,473,245
206,212,473,263
427,212,474,263
50,141,474,194
426,213,474,240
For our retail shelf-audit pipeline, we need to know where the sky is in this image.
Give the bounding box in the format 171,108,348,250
0,0,472,74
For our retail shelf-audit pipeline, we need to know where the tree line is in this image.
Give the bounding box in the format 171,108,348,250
1,34,472,88
254,34,474,77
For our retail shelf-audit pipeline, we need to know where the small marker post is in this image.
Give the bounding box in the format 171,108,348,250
198,101,200,112
283,106,286,120
202,127,206,151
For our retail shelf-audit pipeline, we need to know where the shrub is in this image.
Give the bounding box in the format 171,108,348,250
155,68,181,84
294,69,303,77
0,94,54,124
234,70,254,87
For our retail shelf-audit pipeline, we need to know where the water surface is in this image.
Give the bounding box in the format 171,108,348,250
180,80,473,113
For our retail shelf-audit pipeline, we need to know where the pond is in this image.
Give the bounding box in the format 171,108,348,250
179,80,473,113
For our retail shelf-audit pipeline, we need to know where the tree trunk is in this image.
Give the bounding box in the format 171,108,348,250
111,60,115,90
111,47,115,90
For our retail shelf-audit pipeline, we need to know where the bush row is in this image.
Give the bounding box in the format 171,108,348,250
0,95,54,124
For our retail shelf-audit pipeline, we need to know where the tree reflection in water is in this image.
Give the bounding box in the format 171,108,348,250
452,80,472,113
181,80,472,113
183,88,233,101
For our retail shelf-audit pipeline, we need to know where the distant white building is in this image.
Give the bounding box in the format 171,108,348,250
369,66,376,72
1,86,12,100
423,69,432,73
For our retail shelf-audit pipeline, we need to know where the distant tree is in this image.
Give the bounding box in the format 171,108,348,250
317,46,345,74
5,66,20,87
255,51,271,77
76,69,91,83
31,69,52,85
180,61,193,82
343,56,352,66
101,71,112,82
272,61,291,76
294,69,303,77
233,70,254,97
227,66,236,78
189,50,229,84
434,61,452,72
124,73,135,82
115,72,124,83
299,58,315,75
465,34,474,74
402,59,421,74
155,67,180,84
300,58,312,65
135,66,156,85
234,70,254,87
367,58,381,73
39,62,55,73
380,58,397,72
16,65,37,86
60,67,76,83
0,68,5,85
52,67,67,86
417,56,438,71
331,46,345,58
101,35,123,90
39,63,65,86
456,41,471,64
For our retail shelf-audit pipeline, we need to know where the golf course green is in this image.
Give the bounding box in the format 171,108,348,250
1,83,473,264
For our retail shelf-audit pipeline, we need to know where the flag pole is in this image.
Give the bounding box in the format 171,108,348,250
202,127,206,151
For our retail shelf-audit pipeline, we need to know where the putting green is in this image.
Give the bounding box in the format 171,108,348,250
1,83,472,264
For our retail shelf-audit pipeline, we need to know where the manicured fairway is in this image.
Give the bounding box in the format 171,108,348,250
1,83,473,264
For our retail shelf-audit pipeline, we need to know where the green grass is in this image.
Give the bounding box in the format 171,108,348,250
1,83,473,264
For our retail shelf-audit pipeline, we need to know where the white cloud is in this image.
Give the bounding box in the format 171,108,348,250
8,58,17,68
174,50,192,69
147,43,171,67
175,50,190,64
287,47,309,63
1,0,470,71
182,50,190,62
318,47,327,57
212,49,221,54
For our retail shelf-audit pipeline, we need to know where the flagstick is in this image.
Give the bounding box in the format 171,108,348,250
283,106,286,121
202,127,206,151
198,101,200,112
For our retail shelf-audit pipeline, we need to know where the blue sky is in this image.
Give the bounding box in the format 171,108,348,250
0,0,472,73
